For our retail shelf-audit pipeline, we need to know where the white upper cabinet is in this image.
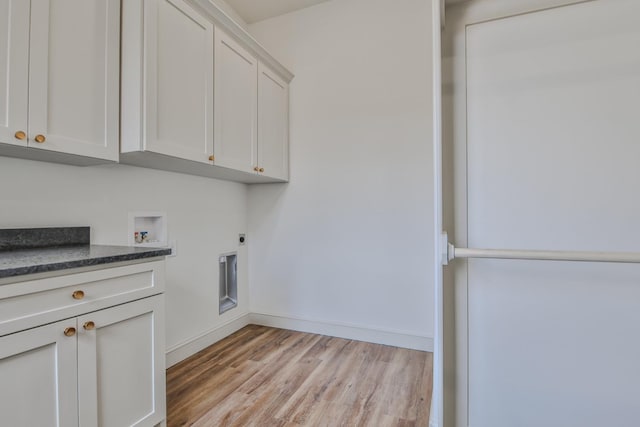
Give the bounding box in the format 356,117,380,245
0,0,120,162
258,62,289,181
214,32,290,180
1,0,292,179
142,0,214,163
122,0,293,183
214,27,258,174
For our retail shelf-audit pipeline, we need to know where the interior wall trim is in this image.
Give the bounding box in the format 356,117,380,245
166,311,434,367
250,312,434,352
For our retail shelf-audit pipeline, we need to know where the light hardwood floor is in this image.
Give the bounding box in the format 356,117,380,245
167,325,433,426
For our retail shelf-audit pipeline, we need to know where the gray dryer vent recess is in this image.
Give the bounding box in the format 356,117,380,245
219,253,237,314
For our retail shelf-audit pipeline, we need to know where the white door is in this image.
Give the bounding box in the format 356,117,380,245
449,0,640,426
144,0,214,164
214,27,258,173
28,0,120,160
0,320,79,427
77,295,166,427
0,0,29,147
258,62,289,181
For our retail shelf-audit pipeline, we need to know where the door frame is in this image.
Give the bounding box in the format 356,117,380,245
431,1,444,427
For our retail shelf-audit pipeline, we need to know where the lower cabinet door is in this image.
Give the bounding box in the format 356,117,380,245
0,319,79,427
77,295,166,427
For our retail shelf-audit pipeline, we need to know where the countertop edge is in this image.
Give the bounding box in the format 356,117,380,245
0,246,171,280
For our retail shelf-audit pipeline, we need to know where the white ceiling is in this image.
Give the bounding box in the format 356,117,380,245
224,0,332,24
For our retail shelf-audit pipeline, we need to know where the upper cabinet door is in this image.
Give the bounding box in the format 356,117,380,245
27,0,120,161
214,27,258,173
144,0,214,164
0,0,29,147
258,62,289,181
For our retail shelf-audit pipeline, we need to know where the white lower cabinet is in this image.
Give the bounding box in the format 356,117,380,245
0,261,167,427
0,319,78,427
78,295,166,427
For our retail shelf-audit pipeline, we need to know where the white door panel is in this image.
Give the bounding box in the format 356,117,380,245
464,1,640,426
469,259,640,426
467,0,640,252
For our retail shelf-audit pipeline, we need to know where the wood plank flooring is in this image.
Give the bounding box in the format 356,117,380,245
167,325,433,426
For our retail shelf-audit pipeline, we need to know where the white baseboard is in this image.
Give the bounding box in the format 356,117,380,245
165,312,434,367
249,312,434,352
165,313,251,367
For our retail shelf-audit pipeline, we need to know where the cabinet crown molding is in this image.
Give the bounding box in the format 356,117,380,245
192,0,294,83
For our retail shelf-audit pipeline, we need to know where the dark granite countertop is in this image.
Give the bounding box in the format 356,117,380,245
0,227,90,250
0,245,171,279
0,227,171,280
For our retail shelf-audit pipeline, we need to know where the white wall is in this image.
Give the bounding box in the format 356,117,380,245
0,157,248,360
247,0,435,349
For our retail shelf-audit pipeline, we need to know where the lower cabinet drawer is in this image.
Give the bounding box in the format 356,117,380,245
0,261,165,337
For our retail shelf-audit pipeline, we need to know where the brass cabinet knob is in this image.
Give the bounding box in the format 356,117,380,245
253,166,259,172
83,321,96,331
34,134,46,143
14,131,26,140
209,155,215,161
72,290,85,300
64,327,76,337
259,168,264,173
